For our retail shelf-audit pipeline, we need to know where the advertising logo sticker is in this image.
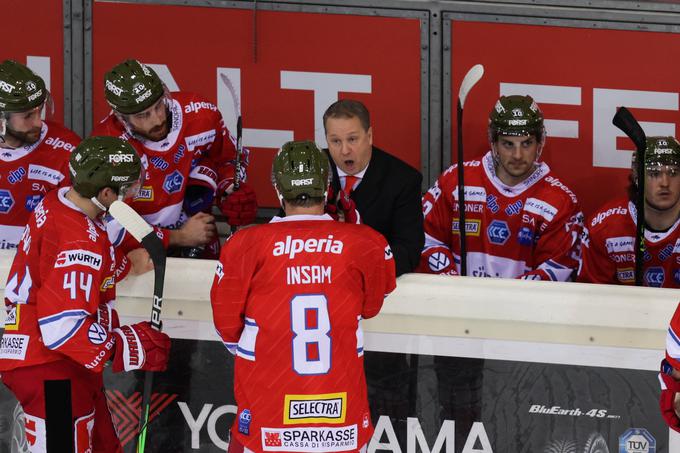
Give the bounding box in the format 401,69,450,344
487,220,510,245
619,428,655,453
283,392,346,425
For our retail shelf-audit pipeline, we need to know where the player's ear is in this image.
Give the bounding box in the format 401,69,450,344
96,187,117,206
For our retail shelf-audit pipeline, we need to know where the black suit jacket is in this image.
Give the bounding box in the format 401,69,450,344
327,146,424,276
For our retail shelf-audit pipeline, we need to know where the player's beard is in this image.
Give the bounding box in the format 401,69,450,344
5,125,42,146
147,121,169,141
135,107,171,142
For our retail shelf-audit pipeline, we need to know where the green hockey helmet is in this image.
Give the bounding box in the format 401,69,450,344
272,140,329,201
104,59,165,115
633,136,680,172
0,60,47,114
489,95,545,142
70,136,143,199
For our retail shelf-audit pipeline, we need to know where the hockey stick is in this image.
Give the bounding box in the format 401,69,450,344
44,380,73,451
219,73,247,233
612,106,646,286
230,115,244,235
108,200,167,453
456,64,484,276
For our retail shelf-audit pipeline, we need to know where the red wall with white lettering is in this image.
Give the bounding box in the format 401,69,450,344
4,0,65,123
92,3,422,207
452,20,680,217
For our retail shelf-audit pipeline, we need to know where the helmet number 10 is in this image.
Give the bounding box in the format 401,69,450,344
291,294,331,375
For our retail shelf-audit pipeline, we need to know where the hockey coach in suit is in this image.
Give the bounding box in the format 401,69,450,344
322,99,424,276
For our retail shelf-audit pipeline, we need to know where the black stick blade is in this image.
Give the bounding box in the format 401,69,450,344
612,106,646,151
612,106,646,286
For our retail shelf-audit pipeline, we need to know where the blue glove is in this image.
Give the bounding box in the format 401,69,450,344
184,185,215,216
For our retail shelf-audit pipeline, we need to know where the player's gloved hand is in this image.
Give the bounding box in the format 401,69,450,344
220,182,257,226
336,190,360,224
184,184,215,216
112,322,171,373
325,186,340,220
660,359,680,432
97,303,120,333
325,190,360,224
417,246,458,275
324,203,340,221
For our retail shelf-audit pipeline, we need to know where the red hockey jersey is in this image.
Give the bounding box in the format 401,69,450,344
665,303,680,369
211,215,396,453
420,151,584,281
0,188,119,373
91,92,242,246
0,121,78,249
578,197,680,287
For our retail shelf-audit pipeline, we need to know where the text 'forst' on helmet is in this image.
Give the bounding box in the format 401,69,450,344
70,136,143,209
272,140,330,204
0,60,50,139
488,95,545,144
104,59,166,115
633,136,680,172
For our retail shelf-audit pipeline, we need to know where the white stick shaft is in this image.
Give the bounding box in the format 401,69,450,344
108,200,153,243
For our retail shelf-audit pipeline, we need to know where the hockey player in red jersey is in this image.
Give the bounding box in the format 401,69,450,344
92,59,257,258
0,60,80,250
419,95,583,280
211,140,396,453
579,136,680,287
0,136,171,452
658,303,680,432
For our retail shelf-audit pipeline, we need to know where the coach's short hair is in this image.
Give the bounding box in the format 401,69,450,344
323,99,370,133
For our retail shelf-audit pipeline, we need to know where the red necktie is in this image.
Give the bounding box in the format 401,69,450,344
344,175,358,193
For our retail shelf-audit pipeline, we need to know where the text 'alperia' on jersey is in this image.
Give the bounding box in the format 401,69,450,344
0,121,78,249
211,215,396,453
0,188,123,373
420,151,584,281
92,92,244,246
579,197,680,288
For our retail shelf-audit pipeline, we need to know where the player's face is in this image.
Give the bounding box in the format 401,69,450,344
325,116,372,176
5,105,43,146
119,177,142,200
493,134,540,186
126,97,168,142
645,165,680,211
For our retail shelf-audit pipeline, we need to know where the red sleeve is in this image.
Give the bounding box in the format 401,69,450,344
58,130,80,188
360,230,397,319
577,222,619,284
418,168,457,274
36,240,116,372
189,108,241,195
209,230,257,352
116,224,170,253
107,225,169,282
666,303,680,369
90,114,120,137
519,198,584,282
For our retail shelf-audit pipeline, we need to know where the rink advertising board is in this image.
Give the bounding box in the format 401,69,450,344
3,0,66,123
91,2,423,207
0,337,666,452
450,20,680,217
